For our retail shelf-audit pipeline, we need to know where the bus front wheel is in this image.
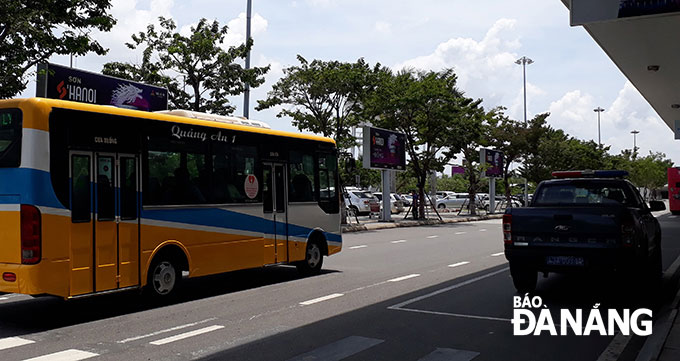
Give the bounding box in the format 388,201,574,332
297,241,324,276
147,258,180,298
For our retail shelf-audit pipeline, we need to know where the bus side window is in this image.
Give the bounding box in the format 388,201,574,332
289,150,316,202
71,155,91,222
318,152,339,213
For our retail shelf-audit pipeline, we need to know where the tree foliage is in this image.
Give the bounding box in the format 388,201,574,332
366,68,484,218
257,56,382,149
103,17,269,115
0,0,116,98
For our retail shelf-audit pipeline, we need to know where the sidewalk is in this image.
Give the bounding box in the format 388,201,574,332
342,210,504,233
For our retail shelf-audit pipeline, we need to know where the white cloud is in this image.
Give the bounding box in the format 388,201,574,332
305,0,336,7
223,12,269,48
547,82,680,163
394,18,529,112
374,21,391,34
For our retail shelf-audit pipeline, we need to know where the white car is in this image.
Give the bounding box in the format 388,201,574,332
436,193,482,209
480,195,521,211
344,188,380,216
374,193,405,214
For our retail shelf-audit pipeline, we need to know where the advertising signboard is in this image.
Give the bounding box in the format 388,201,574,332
36,63,168,112
362,126,406,171
571,0,680,26
480,148,504,178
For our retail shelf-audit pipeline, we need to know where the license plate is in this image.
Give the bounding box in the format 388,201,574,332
546,256,584,266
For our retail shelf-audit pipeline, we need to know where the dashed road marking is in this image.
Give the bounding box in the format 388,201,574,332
300,293,344,306
24,349,98,361
391,240,407,244
479,229,487,232
118,317,218,343
349,245,367,249
491,252,504,257
418,347,480,361
0,336,34,351
286,336,384,361
448,262,470,268
388,274,420,282
455,232,466,235
150,325,225,346
426,235,439,239
0,297,7,301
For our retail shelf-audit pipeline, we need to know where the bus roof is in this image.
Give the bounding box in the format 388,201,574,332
3,97,336,145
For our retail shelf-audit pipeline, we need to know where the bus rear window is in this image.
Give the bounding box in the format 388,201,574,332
0,109,22,167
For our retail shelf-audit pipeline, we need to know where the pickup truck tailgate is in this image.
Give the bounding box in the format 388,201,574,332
510,207,625,247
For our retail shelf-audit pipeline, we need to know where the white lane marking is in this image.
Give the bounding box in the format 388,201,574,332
395,307,511,322
388,267,509,309
349,245,367,249
455,232,466,235
118,317,218,343
426,235,439,239
24,349,98,361
387,274,420,282
479,229,487,232
149,325,225,346
448,262,470,268
669,215,677,219
491,252,504,257
300,293,344,306
0,336,34,351
391,240,407,244
0,297,8,301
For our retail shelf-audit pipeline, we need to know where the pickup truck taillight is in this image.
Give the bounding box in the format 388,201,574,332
621,220,635,248
21,205,41,264
503,214,512,244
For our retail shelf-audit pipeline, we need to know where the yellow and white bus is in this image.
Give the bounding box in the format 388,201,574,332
0,98,342,299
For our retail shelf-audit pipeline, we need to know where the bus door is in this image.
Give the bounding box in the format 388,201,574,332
69,151,140,295
262,163,289,264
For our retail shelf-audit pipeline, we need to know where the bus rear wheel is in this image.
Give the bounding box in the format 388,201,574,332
297,241,323,276
147,258,180,298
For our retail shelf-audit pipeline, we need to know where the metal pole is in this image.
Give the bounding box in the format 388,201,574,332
243,0,252,119
522,61,527,125
381,169,391,222
593,107,604,147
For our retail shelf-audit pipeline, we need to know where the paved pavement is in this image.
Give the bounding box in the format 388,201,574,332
0,205,677,360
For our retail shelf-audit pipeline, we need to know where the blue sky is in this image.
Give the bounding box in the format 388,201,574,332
23,0,679,164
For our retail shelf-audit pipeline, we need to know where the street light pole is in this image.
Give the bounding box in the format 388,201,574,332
243,0,252,119
631,130,640,155
515,56,534,125
593,107,605,147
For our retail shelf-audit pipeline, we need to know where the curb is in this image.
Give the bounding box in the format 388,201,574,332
635,254,680,361
341,214,504,233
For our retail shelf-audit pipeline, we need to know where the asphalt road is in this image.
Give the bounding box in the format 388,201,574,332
0,214,678,361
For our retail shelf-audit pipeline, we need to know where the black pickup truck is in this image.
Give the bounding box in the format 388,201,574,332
503,170,666,292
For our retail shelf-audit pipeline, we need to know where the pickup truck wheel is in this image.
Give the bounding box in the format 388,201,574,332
510,265,537,293
437,204,446,209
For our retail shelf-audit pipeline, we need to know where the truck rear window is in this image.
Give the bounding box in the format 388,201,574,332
533,181,639,207
0,109,22,167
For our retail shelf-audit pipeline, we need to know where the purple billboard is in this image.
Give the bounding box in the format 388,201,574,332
362,126,406,171
480,148,504,178
36,63,168,112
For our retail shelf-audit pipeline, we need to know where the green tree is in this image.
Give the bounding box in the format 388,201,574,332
366,68,483,218
520,115,612,184
629,152,673,199
0,0,116,98
487,108,534,203
103,17,269,115
257,56,383,149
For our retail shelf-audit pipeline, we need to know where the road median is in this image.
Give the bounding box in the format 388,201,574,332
342,213,504,233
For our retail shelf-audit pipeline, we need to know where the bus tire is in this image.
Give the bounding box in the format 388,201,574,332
297,241,324,276
147,254,182,298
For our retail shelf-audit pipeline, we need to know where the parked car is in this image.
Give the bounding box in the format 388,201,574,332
504,170,665,293
436,193,482,209
400,193,413,207
374,193,405,214
344,188,380,216
481,195,522,211
436,191,457,199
